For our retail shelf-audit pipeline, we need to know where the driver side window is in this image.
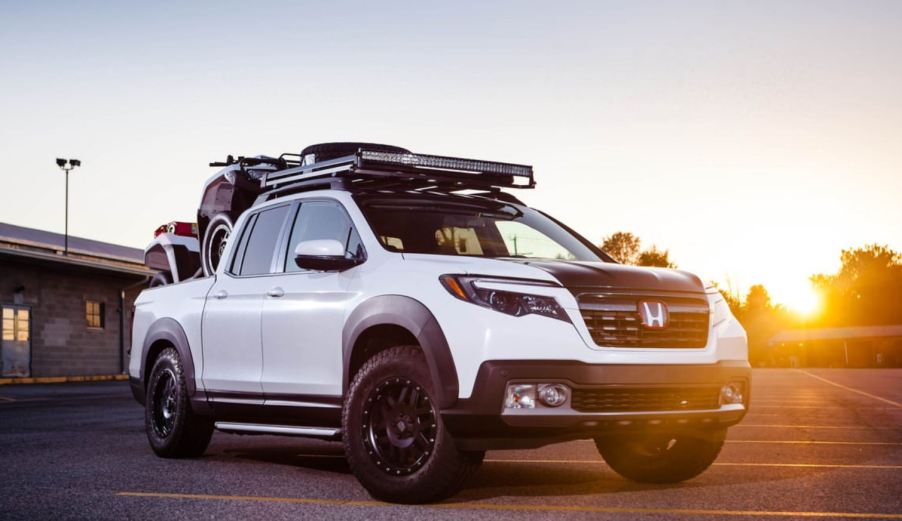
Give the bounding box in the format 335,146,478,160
284,200,363,272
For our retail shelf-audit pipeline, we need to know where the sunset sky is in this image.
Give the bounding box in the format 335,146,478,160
1,1,900,312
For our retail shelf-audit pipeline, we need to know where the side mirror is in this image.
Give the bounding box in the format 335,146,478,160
294,239,360,271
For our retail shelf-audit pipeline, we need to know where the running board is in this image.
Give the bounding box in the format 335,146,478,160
214,422,340,439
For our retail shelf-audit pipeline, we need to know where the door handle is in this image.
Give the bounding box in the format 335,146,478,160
213,290,228,300
266,287,285,298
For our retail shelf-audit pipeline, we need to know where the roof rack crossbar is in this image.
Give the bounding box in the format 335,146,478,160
261,150,535,192
257,175,529,205
255,177,350,204
263,154,359,187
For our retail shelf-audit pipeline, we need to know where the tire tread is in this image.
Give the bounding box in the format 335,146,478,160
342,346,480,503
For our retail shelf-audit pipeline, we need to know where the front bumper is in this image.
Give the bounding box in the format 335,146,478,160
441,360,751,450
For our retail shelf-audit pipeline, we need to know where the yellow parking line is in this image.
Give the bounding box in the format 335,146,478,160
735,424,899,430
115,491,902,518
289,453,902,465
726,440,901,446
483,459,902,470
752,402,844,406
798,371,902,408
118,491,376,507
713,462,902,470
752,405,898,410
0,374,129,386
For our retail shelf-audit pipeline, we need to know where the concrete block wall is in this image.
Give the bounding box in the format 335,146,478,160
0,258,146,377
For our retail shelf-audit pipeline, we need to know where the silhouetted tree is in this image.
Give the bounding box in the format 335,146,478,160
600,232,641,265
745,284,772,311
637,246,676,268
740,285,786,366
812,244,902,327
600,231,677,268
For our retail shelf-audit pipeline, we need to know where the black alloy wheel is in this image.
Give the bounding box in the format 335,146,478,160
144,347,214,458
150,367,178,438
363,377,438,476
342,345,483,503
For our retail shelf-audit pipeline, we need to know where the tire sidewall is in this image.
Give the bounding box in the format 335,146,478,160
596,429,726,483
201,214,233,277
144,348,191,455
343,348,458,501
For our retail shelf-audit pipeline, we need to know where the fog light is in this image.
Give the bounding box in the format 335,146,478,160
504,384,536,409
720,382,744,405
537,383,569,407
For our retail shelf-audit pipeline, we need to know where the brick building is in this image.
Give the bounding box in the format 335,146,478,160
0,223,153,378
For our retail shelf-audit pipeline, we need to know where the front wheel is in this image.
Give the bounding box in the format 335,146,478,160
595,429,726,484
342,346,482,503
145,347,213,458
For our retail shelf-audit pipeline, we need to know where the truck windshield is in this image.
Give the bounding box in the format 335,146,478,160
359,200,603,261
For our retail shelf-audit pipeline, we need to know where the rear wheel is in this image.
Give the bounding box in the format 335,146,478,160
145,347,213,458
342,346,482,503
595,429,726,483
201,214,232,276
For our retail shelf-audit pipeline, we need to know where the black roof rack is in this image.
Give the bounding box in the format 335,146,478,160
261,149,534,193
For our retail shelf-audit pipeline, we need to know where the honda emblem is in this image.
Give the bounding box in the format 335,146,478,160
638,301,669,329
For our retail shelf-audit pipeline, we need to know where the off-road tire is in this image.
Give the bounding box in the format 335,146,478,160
595,429,726,483
342,345,482,503
201,213,233,276
145,347,213,458
301,142,410,163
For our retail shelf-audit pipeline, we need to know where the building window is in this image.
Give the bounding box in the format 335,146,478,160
2,307,29,341
86,301,105,329
1,305,31,377
3,307,29,340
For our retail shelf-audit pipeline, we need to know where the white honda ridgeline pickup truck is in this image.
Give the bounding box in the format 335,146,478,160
129,143,749,503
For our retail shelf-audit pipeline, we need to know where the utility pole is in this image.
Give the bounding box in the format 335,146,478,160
55,158,81,255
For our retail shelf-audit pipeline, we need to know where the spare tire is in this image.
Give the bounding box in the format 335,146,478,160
301,143,410,164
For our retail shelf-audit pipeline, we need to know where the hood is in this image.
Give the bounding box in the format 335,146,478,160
512,260,706,294
400,253,561,284
400,254,706,294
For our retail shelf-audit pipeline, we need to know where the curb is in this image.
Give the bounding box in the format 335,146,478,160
0,374,129,386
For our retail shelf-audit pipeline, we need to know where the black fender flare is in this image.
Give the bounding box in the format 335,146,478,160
135,317,197,404
342,295,459,409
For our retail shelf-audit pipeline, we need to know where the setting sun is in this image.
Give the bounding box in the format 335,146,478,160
778,283,822,317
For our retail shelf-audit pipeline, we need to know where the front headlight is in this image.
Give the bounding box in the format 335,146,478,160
440,275,571,322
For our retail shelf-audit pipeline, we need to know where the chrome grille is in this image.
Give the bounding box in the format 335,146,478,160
579,295,709,348
571,387,721,413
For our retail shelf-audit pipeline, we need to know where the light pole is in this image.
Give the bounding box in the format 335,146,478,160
55,158,81,255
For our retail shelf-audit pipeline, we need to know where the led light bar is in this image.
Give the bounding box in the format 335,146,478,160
359,150,533,178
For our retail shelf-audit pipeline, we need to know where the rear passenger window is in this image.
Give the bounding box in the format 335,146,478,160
236,205,290,276
229,214,257,274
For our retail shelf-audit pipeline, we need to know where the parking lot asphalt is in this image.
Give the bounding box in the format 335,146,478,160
1,368,900,520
